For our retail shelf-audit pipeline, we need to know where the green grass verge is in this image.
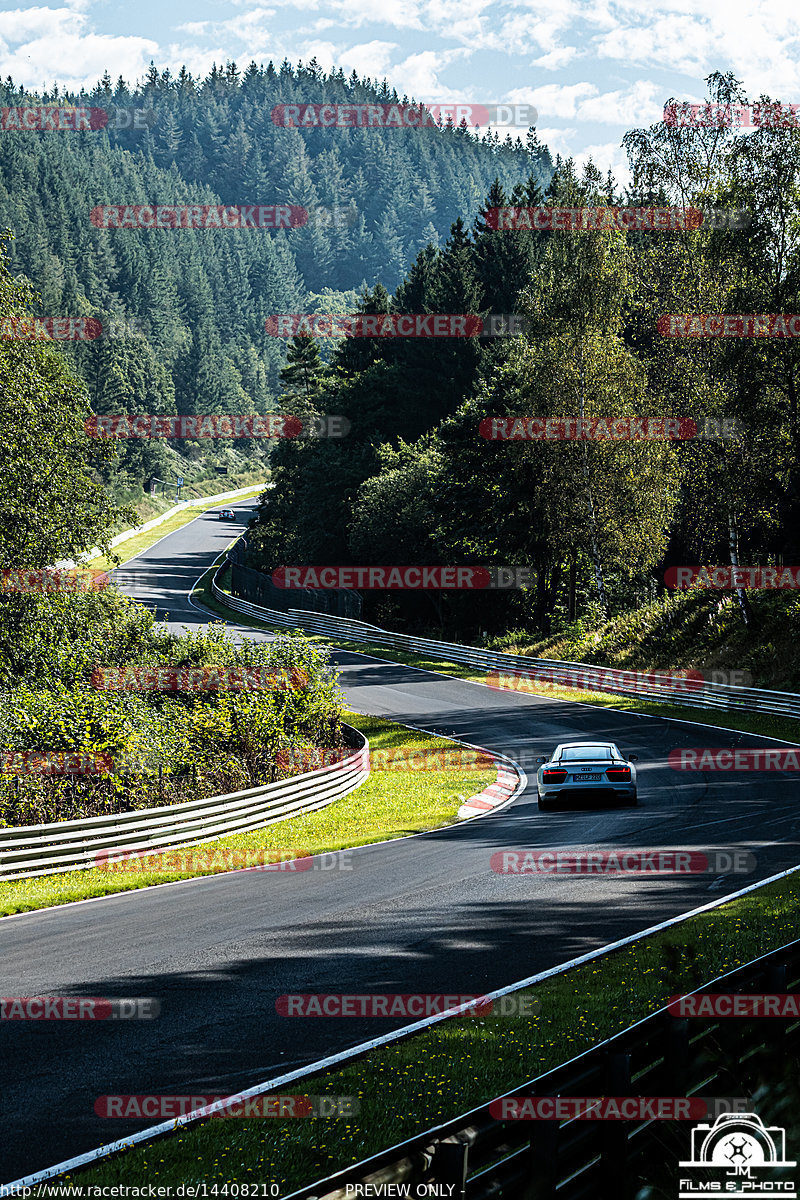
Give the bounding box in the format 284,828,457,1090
62,869,800,1193
0,713,496,918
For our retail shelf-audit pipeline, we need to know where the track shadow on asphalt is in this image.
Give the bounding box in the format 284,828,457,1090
3,862,799,1180
0,890,752,1178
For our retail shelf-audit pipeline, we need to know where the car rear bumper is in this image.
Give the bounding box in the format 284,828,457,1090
539,785,636,801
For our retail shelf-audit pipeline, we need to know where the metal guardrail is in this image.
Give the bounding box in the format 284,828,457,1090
0,726,368,881
12,864,799,1190
284,939,800,1200
211,571,800,722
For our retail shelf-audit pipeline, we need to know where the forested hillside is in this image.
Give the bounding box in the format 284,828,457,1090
0,61,551,506
248,74,800,642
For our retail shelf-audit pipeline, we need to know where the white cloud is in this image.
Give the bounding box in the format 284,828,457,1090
527,81,597,120
534,125,578,158
393,48,473,100
0,5,160,91
576,79,663,124
532,47,579,69
175,22,211,36
298,39,398,77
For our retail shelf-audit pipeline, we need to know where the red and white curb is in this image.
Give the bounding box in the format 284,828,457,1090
458,759,522,819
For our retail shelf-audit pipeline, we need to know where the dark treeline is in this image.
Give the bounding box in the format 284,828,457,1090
248,73,800,640
0,60,551,502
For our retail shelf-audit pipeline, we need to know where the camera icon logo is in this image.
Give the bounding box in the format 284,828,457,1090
680,1112,795,1173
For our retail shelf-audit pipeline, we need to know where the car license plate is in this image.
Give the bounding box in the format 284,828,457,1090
575,774,602,781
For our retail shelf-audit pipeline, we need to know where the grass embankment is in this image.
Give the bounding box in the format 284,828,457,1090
0,713,496,917
489,589,800,693
201,570,800,746
64,869,800,1193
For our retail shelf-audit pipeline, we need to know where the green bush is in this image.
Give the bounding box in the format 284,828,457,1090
0,589,345,825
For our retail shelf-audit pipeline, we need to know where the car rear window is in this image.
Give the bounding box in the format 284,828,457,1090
559,746,613,761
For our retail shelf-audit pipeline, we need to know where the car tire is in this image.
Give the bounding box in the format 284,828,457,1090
538,797,552,811
625,792,638,807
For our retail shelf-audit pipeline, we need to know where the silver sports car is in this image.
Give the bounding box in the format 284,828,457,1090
536,741,638,810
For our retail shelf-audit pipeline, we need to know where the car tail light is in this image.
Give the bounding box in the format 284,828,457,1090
606,766,631,781
542,768,568,783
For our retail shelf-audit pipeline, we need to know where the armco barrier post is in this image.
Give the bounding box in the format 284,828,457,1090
527,1115,559,1199
431,1135,469,1198
666,1017,690,1095
600,1053,631,1197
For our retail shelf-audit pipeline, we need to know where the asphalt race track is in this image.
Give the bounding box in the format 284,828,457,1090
2,501,799,1181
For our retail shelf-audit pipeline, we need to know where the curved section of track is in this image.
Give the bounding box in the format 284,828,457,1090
2,502,798,1180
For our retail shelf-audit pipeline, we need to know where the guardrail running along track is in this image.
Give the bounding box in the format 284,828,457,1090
0,725,368,881
212,566,800,721
284,940,800,1200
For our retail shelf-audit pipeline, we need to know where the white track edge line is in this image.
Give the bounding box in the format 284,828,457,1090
9,857,800,1188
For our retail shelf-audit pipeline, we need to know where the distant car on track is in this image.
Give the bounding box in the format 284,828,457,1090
536,741,638,811
218,508,236,520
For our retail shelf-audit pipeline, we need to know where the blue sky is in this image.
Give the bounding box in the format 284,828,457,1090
0,0,797,183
